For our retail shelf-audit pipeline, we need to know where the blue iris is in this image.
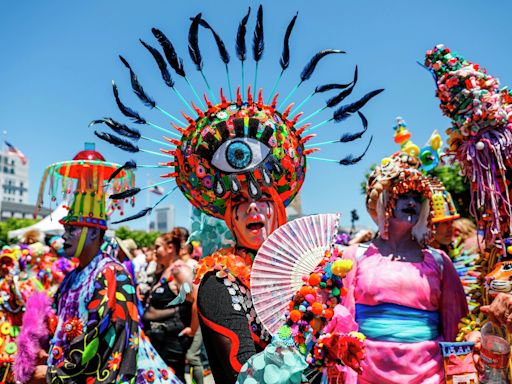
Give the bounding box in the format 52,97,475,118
226,141,253,170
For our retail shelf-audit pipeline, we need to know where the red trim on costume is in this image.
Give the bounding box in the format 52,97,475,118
250,330,267,349
198,310,242,372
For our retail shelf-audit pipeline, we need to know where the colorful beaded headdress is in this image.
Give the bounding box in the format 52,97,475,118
35,143,135,229
91,6,382,223
424,44,512,241
365,152,433,241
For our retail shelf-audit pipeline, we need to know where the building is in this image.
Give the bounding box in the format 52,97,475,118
0,149,28,204
153,205,175,233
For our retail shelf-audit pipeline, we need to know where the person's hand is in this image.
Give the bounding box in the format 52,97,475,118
179,327,194,337
36,349,49,365
31,365,48,384
465,330,485,373
481,293,512,332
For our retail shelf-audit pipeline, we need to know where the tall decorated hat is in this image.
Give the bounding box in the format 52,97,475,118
430,178,460,224
35,143,135,228
424,44,512,241
91,6,383,224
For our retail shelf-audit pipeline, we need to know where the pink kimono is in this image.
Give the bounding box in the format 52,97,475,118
326,243,468,384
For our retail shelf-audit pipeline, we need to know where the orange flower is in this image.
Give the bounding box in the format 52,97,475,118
107,351,122,371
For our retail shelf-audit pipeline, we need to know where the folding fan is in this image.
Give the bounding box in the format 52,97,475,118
251,213,340,335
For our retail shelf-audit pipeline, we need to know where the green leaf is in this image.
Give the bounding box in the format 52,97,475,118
105,326,116,348
122,284,135,294
81,337,99,365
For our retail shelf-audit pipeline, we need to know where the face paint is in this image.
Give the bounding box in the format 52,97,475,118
74,227,89,258
393,191,423,226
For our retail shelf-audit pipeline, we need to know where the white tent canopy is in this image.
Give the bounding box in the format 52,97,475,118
8,203,67,239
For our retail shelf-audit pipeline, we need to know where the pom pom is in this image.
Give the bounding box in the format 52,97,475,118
290,310,302,322
311,302,323,315
331,259,353,276
308,273,321,286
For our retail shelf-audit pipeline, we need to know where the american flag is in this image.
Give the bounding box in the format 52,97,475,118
4,141,27,165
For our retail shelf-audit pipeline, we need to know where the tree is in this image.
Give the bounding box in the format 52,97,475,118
114,226,162,248
0,218,39,245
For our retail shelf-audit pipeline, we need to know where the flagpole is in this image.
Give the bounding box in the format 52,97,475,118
146,174,151,233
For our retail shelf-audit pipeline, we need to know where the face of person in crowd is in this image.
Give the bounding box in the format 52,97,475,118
62,225,85,258
229,189,278,250
154,237,177,268
392,191,423,226
0,256,14,277
434,221,454,246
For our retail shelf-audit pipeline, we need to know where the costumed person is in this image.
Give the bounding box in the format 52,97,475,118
331,151,468,383
91,6,382,384
13,144,180,384
142,229,199,383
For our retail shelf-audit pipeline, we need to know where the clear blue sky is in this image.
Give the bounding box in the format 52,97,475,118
1,0,510,231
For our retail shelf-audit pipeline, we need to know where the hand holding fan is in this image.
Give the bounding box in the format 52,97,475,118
251,213,340,335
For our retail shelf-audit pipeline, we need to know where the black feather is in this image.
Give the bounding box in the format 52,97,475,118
194,18,230,64
339,136,373,166
188,13,203,70
339,112,368,143
236,7,251,61
151,28,186,77
280,12,298,70
108,160,137,182
300,49,345,82
110,187,142,200
94,131,139,153
112,81,147,124
140,39,174,88
252,5,264,62
89,118,141,140
315,82,352,93
333,89,384,122
112,207,152,224
325,68,359,108
119,55,156,109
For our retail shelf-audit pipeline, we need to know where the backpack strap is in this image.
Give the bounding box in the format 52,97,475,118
428,246,445,276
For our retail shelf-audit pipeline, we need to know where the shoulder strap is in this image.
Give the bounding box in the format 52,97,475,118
355,243,370,262
428,246,445,275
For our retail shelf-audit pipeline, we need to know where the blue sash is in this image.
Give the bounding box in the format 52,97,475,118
355,303,440,342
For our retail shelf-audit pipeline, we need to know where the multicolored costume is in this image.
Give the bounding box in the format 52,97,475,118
20,145,180,384
92,6,381,384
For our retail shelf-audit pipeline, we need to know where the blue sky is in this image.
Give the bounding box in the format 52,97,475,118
1,0,510,230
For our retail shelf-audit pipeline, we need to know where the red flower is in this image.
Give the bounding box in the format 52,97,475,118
325,333,365,374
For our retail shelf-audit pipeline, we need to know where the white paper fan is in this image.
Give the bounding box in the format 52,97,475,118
251,213,340,335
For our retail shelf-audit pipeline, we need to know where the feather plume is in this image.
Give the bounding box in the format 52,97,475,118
89,118,141,140
110,187,141,200
300,49,345,82
119,55,156,108
339,112,368,142
140,39,174,88
188,13,203,70
333,89,384,122
315,82,352,93
112,81,147,124
94,131,139,153
339,136,373,165
112,207,152,224
325,68,359,107
108,160,137,182
236,7,251,61
252,5,264,62
280,12,298,70
151,28,186,77
194,18,230,64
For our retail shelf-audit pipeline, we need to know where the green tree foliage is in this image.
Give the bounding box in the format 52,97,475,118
0,218,39,245
114,226,162,248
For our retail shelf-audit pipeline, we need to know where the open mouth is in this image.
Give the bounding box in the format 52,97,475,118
402,208,417,215
246,222,264,232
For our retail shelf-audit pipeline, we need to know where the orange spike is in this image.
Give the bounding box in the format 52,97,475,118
220,88,227,105
271,93,279,109
163,136,181,146
291,112,303,125
257,89,263,108
159,161,175,166
181,111,194,124
190,102,205,118
296,124,312,136
204,94,213,109
282,103,294,120
160,172,178,178
171,123,185,134
304,148,320,155
160,149,177,156
236,86,242,106
300,134,316,144
247,85,253,105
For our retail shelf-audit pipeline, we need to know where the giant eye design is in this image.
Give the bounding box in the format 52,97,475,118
211,138,270,173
